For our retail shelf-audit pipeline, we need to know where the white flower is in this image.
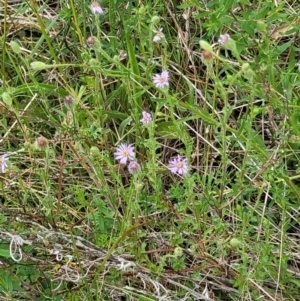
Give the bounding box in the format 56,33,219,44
90,1,104,14
153,28,164,42
114,143,135,165
140,111,152,124
152,70,170,89
169,155,188,175
218,34,230,45
0,154,8,173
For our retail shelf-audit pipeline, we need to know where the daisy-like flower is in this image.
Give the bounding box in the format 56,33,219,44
114,143,135,165
152,70,169,89
0,154,8,173
90,1,104,14
153,28,164,42
128,161,140,173
218,34,230,45
169,155,188,175
140,111,152,124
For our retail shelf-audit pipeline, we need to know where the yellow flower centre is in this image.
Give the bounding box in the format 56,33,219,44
91,1,99,7
159,76,166,83
176,162,183,168
122,150,129,157
0,158,3,164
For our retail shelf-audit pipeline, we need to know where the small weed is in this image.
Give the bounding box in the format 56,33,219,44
0,0,300,300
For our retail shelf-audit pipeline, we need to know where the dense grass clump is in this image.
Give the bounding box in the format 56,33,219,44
1,0,300,300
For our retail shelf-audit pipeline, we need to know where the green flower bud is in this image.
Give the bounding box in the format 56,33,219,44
230,238,242,248
11,41,21,54
88,58,99,68
199,40,213,53
262,218,269,227
90,146,101,157
151,16,160,25
252,107,260,115
241,63,251,72
30,61,48,70
138,5,146,15
2,92,12,106
174,247,183,257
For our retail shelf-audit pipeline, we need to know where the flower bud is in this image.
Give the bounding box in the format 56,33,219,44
151,16,160,24
36,136,48,148
87,36,96,46
199,40,213,53
241,63,250,72
138,5,146,15
30,61,47,70
128,160,140,173
2,92,12,106
230,238,242,248
201,50,214,65
11,41,21,54
174,247,183,257
90,146,101,157
64,95,73,106
202,50,213,60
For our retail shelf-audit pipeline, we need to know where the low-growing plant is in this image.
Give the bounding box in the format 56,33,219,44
0,0,300,300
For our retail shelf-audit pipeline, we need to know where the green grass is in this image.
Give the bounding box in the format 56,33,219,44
1,0,300,300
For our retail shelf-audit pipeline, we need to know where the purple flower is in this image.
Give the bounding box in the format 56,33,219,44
152,70,169,89
64,95,73,105
153,28,164,42
169,155,188,175
128,161,140,173
114,143,135,165
140,111,152,124
90,1,104,14
0,154,8,173
218,34,230,45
